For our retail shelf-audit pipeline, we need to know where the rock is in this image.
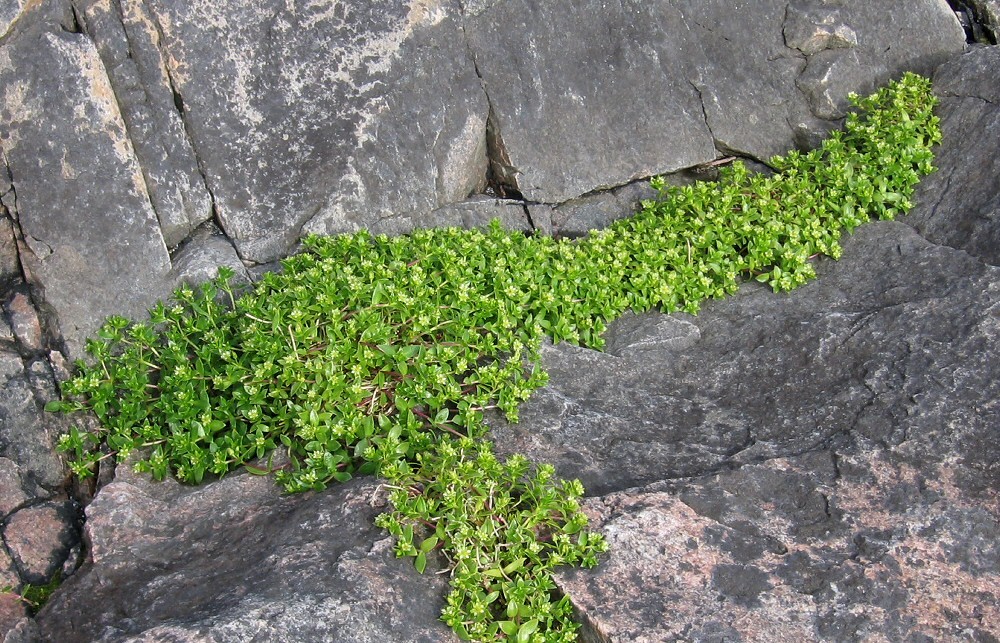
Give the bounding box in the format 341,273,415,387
35,470,456,642
135,0,487,263
0,214,19,288
76,0,214,248
0,3,172,360
491,220,1000,496
486,52,1000,637
962,0,1000,42
558,444,1000,642
546,180,660,239
0,594,28,643
2,499,81,585
2,292,40,353
784,4,859,56
0,457,28,517
466,0,963,205
908,46,1000,266
0,354,65,494
168,222,250,290
464,0,717,203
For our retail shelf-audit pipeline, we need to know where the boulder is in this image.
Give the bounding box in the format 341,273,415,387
908,46,1000,266
168,222,251,290
558,446,999,641
463,0,717,203
368,196,532,237
2,499,81,586
0,2,172,360
36,469,456,642
465,0,964,203
134,0,488,263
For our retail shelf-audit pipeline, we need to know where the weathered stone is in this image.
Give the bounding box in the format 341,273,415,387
2,499,80,585
0,593,28,643
797,48,871,120
36,471,456,642
0,214,18,287
784,4,858,55
0,319,12,348
0,3,172,360
679,0,811,162
490,220,999,498
908,46,1000,266
76,0,214,248
960,0,1000,42
0,457,27,517
558,445,1000,641
0,360,65,493
132,0,487,263
168,222,250,290
0,0,28,40
369,196,531,236
2,293,39,352
464,0,717,203
546,181,660,238
466,0,963,205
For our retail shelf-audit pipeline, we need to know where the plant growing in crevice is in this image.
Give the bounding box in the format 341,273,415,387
48,72,940,641
1,571,63,616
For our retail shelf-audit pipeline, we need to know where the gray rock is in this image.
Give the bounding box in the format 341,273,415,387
908,46,1000,265
490,220,999,497
784,4,858,55
0,353,65,494
466,0,963,206
0,4,172,360
0,214,18,287
2,293,40,353
36,470,455,642
464,0,717,203
963,0,1000,42
76,0,214,248
168,222,250,290
1,617,39,643
547,180,660,238
797,48,870,120
0,457,28,517
136,0,487,263
0,0,27,40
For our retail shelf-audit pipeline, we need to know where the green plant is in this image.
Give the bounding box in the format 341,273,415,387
2,572,62,615
47,72,939,641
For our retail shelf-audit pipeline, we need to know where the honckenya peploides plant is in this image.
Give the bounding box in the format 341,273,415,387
49,73,940,641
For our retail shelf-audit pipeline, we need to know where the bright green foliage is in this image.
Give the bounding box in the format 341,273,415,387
376,439,606,641
48,72,939,641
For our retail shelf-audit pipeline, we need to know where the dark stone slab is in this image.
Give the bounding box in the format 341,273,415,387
36,471,456,642
140,0,487,262
464,0,717,203
490,220,999,497
908,46,1000,266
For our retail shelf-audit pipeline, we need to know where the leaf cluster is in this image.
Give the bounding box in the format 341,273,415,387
47,73,939,641
376,439,606,641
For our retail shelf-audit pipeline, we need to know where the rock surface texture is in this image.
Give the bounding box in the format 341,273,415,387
0,0,966,358
0,0,996,641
